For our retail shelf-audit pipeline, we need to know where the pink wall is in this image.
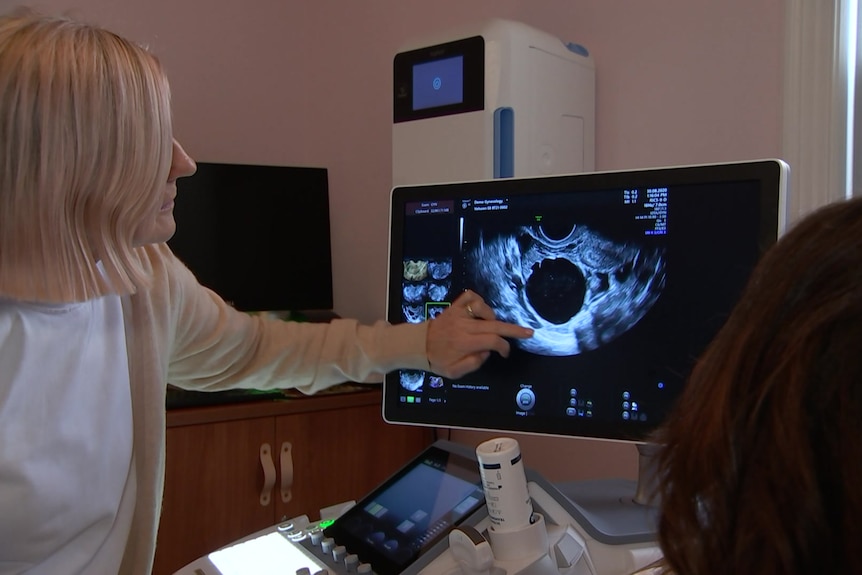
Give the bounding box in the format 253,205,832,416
12,0,784,480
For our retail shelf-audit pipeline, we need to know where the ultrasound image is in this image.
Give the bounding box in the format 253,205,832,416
401,258,454,326
427,282,450,302
402,283,428,303
427,304,448,319
403,260,428,281
400,370,424,392
467,224,665,356
402,304,425,324
428,260,453,280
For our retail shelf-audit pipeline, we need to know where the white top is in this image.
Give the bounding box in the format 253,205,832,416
0,294,135,574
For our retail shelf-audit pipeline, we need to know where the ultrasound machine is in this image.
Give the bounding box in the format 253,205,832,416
176,159,789,575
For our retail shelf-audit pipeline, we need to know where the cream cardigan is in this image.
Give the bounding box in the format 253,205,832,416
118,244,429,574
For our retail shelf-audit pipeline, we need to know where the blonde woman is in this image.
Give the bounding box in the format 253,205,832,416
0,11,532,574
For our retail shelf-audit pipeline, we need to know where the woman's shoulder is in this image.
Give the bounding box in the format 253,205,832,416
129,243,201,301
132,243,193,278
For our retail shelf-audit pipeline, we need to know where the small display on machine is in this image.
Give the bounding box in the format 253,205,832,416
322,444,486,575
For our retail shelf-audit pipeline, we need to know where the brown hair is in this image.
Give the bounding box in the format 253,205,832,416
0,9,173,302
651,196,862,574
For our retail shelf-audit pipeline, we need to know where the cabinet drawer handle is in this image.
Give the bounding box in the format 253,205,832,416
259,443,276,506
280,441,293,503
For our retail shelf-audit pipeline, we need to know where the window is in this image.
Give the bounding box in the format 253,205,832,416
783,0,857,221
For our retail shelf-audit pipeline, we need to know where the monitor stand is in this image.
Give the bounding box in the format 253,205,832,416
552,442,660,545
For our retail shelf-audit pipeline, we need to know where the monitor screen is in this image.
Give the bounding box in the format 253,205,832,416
323,443,485,575
393,35,484,123
412,55,465,110
383,160,788,443
168,162,333,313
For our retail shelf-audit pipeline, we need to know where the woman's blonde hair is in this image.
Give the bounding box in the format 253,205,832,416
0,9,173,302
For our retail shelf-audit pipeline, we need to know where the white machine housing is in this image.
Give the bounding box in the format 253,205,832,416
173,441,661,575
393,19,595,186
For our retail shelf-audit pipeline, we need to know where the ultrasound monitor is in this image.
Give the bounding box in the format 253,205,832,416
383,159,788,540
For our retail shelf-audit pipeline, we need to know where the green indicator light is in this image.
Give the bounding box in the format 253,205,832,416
407,396,415,403
319,518,335,529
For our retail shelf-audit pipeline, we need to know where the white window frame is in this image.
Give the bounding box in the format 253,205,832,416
783,0,857,223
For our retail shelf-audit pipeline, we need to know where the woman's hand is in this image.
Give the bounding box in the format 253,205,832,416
425,290,533,379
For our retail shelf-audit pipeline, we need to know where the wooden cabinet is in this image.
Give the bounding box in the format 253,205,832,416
153,388,434,575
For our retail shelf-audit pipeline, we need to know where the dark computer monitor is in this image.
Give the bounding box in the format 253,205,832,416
167,161,334,313
382,159,789,541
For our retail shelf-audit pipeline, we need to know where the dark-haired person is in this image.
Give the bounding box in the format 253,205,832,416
650,195,862,574
0,11,532,574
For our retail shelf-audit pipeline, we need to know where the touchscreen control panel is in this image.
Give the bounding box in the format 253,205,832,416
320,443,485,575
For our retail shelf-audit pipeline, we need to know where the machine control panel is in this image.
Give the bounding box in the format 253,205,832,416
173,440,662,575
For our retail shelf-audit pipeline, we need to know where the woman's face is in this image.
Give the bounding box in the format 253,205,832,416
132,139,196,246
